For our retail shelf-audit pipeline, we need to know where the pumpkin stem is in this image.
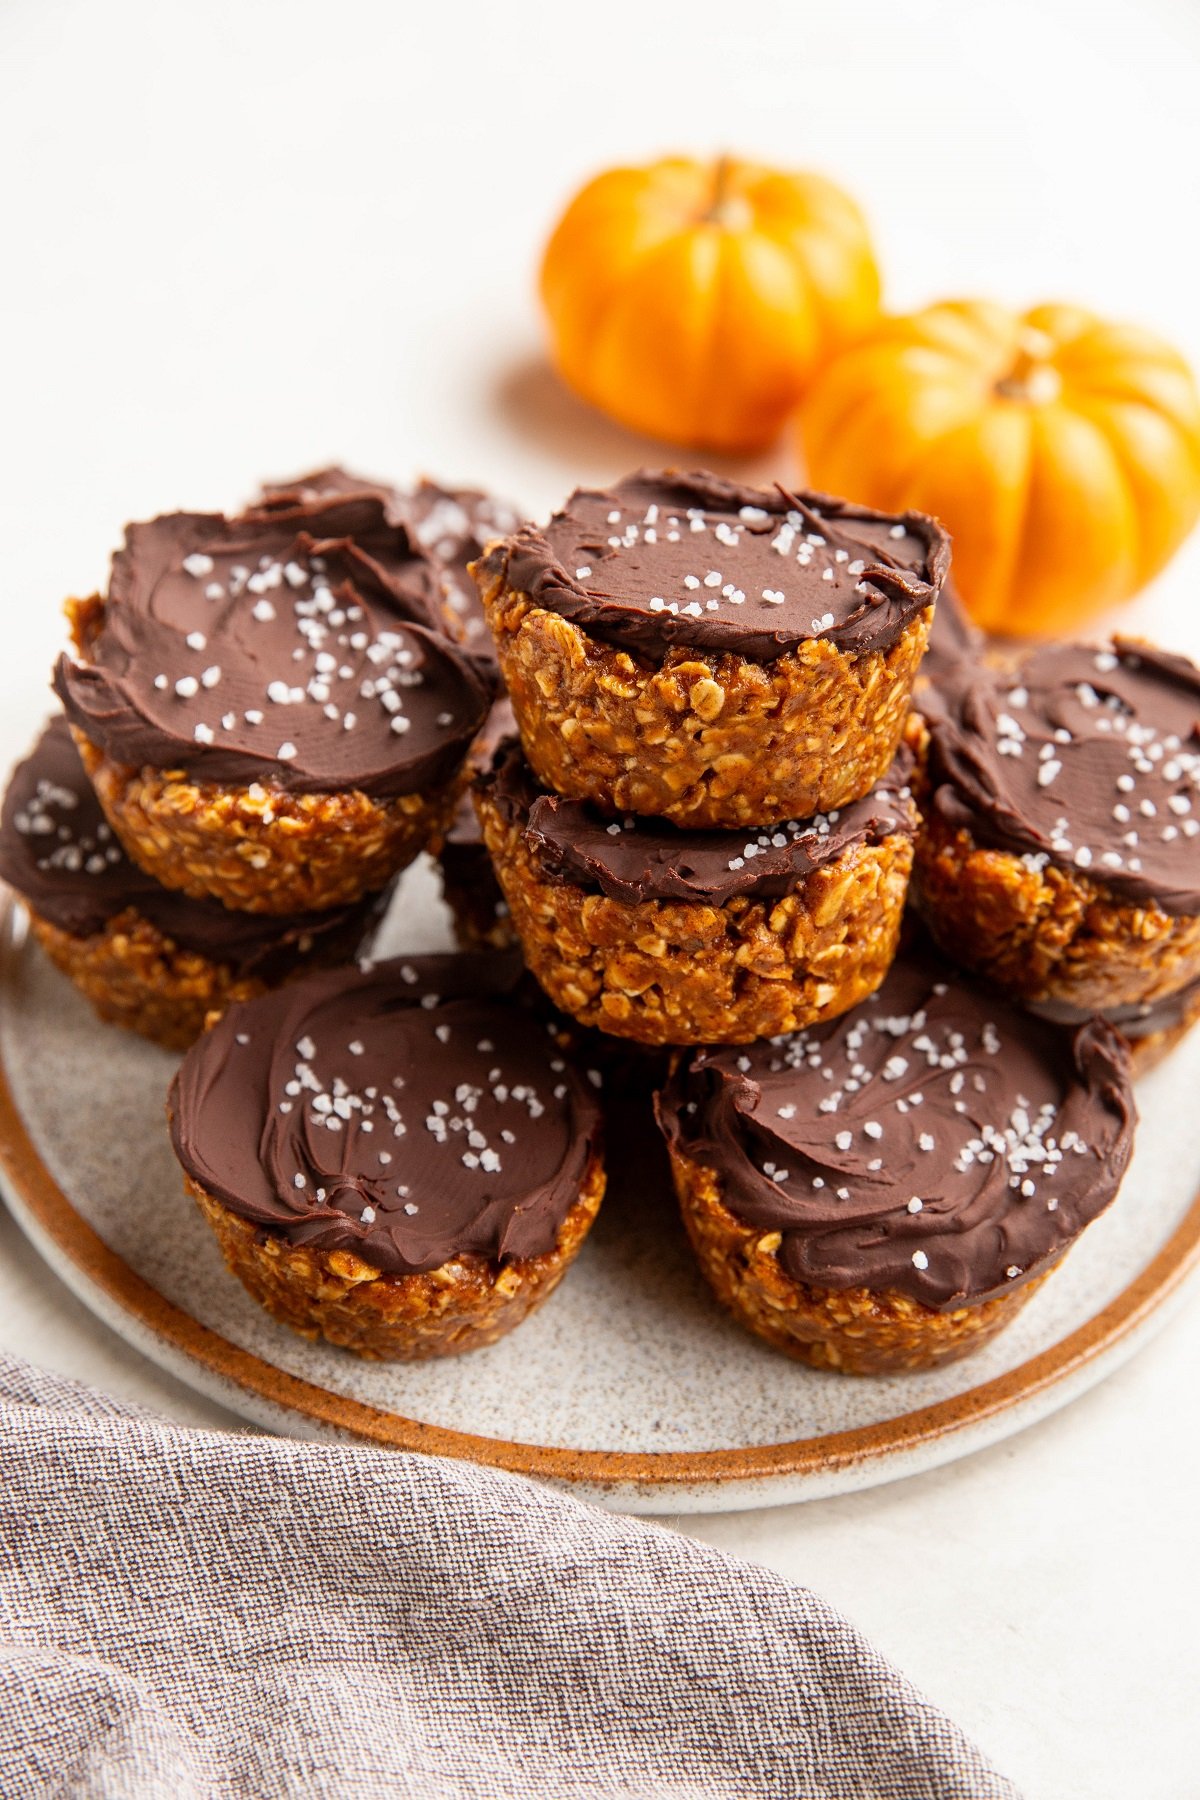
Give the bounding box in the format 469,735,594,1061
703,156,752,230
996,328,1062,404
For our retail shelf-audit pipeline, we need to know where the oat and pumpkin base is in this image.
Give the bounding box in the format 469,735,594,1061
169,954,606,1360
76,729,455,915
653,948,1134,1375
913,808,1200,1017
666,1146,1048,1375
478,560,932,829
187,1161,603,1361
474,744,916,1047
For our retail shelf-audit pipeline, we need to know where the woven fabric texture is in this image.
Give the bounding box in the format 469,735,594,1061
0,1353,1020,1799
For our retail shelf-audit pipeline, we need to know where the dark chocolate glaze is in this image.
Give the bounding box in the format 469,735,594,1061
493,470,949,664
253,466,409,528
479,740,918,907
657,947,1135,1309
256,467,521,658
169,954,603,1275
54,507,492,799
919,577,985,692
405,479,521,657
924,638,1200,914
0,719,385,971
1027,974,1200,1042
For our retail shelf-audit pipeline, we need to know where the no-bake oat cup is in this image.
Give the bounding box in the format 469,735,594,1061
169,954,605,1360
655,947,1135,1375
475,470,949,829
0,718,388,1050
474,739,918,1046
54,504,492,915
913,639,1200,1053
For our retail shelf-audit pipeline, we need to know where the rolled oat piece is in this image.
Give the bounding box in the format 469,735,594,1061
914,639,1200,1038
54,507,492,914
475,469,949,828
255,466,521,664
655,948,1135,1375
0,718,389,1050
474,739,917,1046
169,953,605,1360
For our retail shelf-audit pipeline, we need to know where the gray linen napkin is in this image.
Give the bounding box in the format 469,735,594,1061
0,1353,1019,1800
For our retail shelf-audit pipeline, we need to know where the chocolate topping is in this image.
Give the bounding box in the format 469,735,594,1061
497,470,949,664
0,719,383,969
257,467,521,659
920,577,985,692
405,479,521,657
657,948,1135,1309
169,954,603,1275
254,466,409,527
54,508,492,799
925,639,1200,914
446,697,517,850
1027,974,1200,1042
481,740,918,906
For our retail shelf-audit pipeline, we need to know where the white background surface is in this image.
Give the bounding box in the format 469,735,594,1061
2,2,1199,1794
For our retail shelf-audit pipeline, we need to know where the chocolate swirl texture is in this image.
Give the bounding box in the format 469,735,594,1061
499,470,949,664
54,509,492,800
480,740,918,906
925,639,1200,914
657,950,1135,1309
256,467,521,658
0,719,383,970
169,954,603,1275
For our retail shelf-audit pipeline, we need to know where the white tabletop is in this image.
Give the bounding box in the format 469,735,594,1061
2,2,1198,1794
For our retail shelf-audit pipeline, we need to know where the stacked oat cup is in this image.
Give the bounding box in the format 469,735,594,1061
11,461,1200,1374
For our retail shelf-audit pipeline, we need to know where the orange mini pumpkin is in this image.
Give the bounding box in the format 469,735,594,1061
799,300,1200,637
540,155,881,453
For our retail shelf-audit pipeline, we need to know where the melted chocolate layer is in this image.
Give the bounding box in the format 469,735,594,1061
657,948,1134,1309
0,719,384,970
169,954,603,1275
54,509,491,799
480,740,918,906
446,698,517,851
925,639,1200,914
497,470,949,664
257,467,521,658
1027,975,1200,1042
919,577,985,693
405,479,521,657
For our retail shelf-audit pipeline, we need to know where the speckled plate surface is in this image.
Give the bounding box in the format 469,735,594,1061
1,867,1199,1513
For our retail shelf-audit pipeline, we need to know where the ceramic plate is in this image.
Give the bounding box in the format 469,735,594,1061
1,868,1198,1514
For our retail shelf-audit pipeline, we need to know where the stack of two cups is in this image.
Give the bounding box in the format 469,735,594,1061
470,473,1099,1374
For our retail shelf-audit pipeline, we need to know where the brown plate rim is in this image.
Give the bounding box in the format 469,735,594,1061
2,920,1199,1490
